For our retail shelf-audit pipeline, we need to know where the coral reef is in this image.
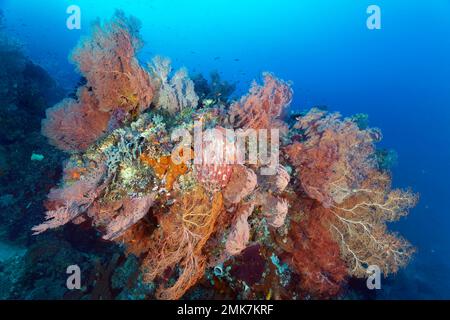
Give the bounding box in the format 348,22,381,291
31,11,418,300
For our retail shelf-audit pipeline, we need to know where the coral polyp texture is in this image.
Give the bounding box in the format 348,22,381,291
35,11,418,300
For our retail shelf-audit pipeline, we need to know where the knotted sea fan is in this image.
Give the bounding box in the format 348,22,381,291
328,171,418,277
260,194,289,228
224,203,254,256
222,165,257,205
95,193,156,241
141,188,223,299
257,165,290,193
32,163,107,234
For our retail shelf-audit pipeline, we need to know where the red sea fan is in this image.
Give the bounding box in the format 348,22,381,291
100,194,156,241
42,11,154,153
41,88,110,152
288,201,347,298
286,109,377,207
229,72,292,132
32,164,107,234
71,10,154,113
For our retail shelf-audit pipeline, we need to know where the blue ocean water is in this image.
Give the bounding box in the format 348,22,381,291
1,0,450,299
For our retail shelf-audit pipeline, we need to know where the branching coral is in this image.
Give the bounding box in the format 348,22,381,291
192,71,236,103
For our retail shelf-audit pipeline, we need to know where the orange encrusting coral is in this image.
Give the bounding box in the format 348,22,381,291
64,167,88,181
139,152,189,191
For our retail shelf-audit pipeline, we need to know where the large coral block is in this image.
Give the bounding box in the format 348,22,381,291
230,72,292,132
34,11,419,300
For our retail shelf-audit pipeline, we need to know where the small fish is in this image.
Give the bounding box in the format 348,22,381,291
234,58,240,62
214,56,221,60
